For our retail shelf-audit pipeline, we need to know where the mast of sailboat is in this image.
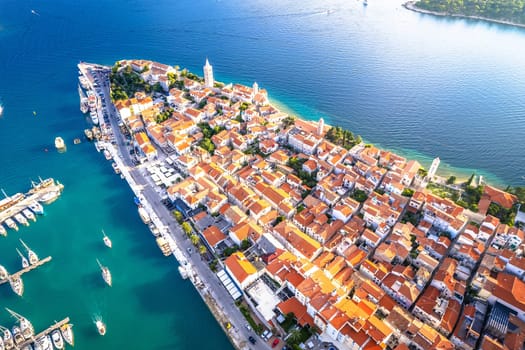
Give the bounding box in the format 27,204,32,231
19,239,32,253
96,259,103,269
1,188,8,199
0,324,9,332
16,248,26,260
5,308,25,322
102,229,107,238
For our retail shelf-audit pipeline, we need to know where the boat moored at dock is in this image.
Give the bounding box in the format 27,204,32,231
51,330,64,349
13,214,28,227
0,265,8,281
20,239,39,265
11,326,24,345
16,248,29,269
34,334,53,350
138,206,151,224
0,224,6,237
28,201,44,215
21,209,35,222
4,308,36,340
0,326,14,350
60,323,74,347
38,191,60,205
4,219,18,231
8,276,23,296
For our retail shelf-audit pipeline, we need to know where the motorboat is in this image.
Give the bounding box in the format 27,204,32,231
0,224,6,237
102,230,112,248
28,201,44,215
22,209,36,222
0,265,8,280
60,323,74,347
4,309,36,340
4,219,18,231
55,137,66,151
138,206,151,224
11,326,23,345
96,259,112,287
95,320,106,336
33,335,52,350
13,214,28,227
38,191,60,205
0,326,14,350
51,330,64,350
16,248,29,269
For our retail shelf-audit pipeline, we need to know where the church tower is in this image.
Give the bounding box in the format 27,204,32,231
253,82,259,96
203,58,214,88
428,157,440,180
318,117,324,136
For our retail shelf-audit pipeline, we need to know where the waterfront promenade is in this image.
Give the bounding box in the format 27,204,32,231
82,63,270,350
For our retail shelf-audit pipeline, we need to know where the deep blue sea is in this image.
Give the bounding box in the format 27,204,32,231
0,0,524,348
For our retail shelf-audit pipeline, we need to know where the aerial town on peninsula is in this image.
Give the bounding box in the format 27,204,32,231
78,58,525,350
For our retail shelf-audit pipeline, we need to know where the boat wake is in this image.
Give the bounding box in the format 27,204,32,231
31,9,40,16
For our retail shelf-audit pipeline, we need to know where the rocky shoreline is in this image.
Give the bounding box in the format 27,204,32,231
403,1,525,29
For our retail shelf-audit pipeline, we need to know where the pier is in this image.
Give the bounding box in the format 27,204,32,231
0,256,52,285
16,317,70,349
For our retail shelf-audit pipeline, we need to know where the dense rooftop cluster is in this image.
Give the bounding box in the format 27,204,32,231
112,59,525,350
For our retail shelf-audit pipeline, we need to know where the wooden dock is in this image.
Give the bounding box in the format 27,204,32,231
0,256,52,286
15,317,70,349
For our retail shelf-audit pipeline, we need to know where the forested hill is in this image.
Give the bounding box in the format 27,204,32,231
415,0,525,25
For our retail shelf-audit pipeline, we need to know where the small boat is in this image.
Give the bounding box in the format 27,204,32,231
9,276,24,296
38,191,60,205
55,137,66,150
95,320,106,336
138,206,151,224
11,326,24,345
112,162,121,174
60,323,74,347
0,265,8,280
16,248,29,269
102,230,112,248
14,214,29,227
84,129,94,140
96,259,112,287
4,218,18,231
33,335,52,350
73,138,81,145
0,224,6,237
51,330,64,349
0,103,3,116
0,334,4,350
20,239,39,265
0,326,14,350
133,196,141,206
22,209,36,222
103,149,112,160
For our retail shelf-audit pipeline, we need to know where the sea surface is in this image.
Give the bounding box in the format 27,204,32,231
0,0,524,348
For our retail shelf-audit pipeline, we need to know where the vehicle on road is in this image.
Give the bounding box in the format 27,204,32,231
248,336,256,344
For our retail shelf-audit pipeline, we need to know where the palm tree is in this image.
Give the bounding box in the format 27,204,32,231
199,244,207,255
286,328,303,345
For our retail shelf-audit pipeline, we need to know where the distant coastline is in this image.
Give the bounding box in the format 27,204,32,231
403,1,525,29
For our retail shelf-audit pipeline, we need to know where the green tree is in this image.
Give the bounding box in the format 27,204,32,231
446,176,457,185
402,188,415,197
352,189,368,203
199,244,207,255
173,210,183,224
190,234,200,246
282,115,297,129
181,222,192,237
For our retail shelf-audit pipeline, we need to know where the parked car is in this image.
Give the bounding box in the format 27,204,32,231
248,336,256,344
271,338,280,348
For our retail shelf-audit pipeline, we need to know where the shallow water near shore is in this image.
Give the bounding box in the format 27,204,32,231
0,0,525,348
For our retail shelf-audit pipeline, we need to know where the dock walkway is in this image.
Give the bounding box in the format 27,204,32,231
16,317,70,349
0,256,52,285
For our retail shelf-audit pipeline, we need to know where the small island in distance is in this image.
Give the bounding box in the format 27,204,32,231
405,0,525,27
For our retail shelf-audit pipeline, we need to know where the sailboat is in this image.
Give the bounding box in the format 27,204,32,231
16,248,29,269
6,308,34,340
9,276,24,296
102,230,112,248
96,259,112,287
19,239,39,265
0,265,8,281
59,323,74,347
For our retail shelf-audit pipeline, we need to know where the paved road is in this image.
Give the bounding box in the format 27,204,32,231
85,64,272,350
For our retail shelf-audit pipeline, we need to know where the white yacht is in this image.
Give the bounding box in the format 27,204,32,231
0,103,3,116
60,323,74,347
138,206,151,224
0,265,8,281
4,219,18,231
13,214,28,227
6,309,35,341
11,326,23,346
16,248,29,269
33,335,52,350
28,201,44,215
0,224,6,237
38,191,60,205
95,319,106,336
20,239,39,265
9,276,24,296
55,137,66,151
22,209,36,222
51,330,64,349
0,335,4,350
96,259,112,287
102,230,112,248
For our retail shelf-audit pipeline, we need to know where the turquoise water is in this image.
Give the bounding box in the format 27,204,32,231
1,0,525,348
